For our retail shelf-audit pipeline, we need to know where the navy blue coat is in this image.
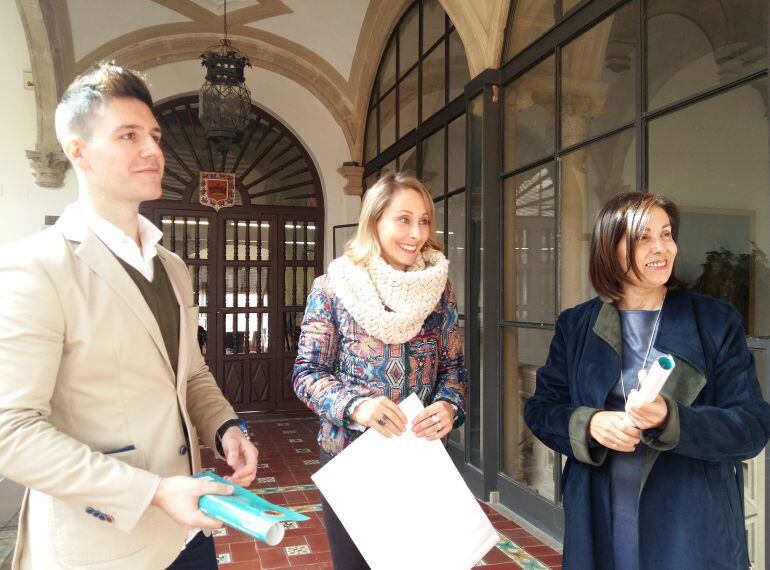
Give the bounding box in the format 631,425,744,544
524,289,770,569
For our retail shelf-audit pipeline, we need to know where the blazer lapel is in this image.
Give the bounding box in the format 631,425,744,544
56,207,175,380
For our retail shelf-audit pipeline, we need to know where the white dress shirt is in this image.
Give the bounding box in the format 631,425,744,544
78,202,163,281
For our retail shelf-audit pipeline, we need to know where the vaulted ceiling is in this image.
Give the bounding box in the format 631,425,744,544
18,0,508,163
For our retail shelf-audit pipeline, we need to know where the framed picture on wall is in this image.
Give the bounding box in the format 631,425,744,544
333,223,358,260
677,206,759,333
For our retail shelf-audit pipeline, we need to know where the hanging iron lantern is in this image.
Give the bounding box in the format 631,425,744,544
199,1,252,154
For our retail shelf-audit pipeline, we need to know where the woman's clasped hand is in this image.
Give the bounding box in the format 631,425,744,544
349,396,457,441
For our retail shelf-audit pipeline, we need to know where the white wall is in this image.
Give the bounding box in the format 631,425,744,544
144,59,361,268
0,3,78,247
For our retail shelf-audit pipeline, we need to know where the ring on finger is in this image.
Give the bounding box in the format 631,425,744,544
431,414,440,424
377,414,388,426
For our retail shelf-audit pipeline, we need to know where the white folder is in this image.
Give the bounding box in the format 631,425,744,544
312,393,499,570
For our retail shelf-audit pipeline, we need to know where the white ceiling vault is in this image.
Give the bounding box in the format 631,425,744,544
20,0,505,167
64,0,368,81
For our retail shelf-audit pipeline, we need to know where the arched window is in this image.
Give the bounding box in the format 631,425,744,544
154,96,322,209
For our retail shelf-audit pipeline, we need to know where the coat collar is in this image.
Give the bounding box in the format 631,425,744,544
55,205,177,382
592,288,707,375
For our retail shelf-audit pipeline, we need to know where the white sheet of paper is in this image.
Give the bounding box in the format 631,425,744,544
312,394,499,570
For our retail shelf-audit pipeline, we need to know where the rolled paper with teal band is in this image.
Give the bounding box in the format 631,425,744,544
635,354,675,402
194,472,309,545
623,355,676,426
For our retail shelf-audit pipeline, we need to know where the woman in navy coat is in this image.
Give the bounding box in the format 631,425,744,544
524,193,770,569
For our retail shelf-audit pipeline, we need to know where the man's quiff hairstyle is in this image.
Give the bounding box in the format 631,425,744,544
589,192,687,301
54,62,154,146
346,172,443,265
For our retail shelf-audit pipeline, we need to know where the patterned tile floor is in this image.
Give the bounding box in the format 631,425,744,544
0,411,563,569
207,411,563,569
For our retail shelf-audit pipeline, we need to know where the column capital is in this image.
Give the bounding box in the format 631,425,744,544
26,147,69,188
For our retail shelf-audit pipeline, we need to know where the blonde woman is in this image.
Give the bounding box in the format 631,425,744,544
292,172,466,569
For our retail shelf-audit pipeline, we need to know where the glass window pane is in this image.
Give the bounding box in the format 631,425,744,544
236,220,246,260
422,41,446,121
648,77,769,336
364,107,377,162
448,115,466,191
260,221,270,261
198,311,209,356
248,221,260,260
399,5,419,76
561,1,636,147
198,218,209,260
398,146,418,176
248,267,268,308
448,29,470,101
421,128,445,198
503,55,555,172
285,266,297,306
423,0,446,52
237,267,247,307
505,0,556,61
447,191,466,316
173,216,184,256
560,128,636,310
307,223,316,261
380,89,396,152
399,67,419,137
647,0,768,111
248,313,269,354
434,198,445,249
160,216,172,249
225,266,235,308
503,162,557,323
379,40,396,94
501,326,557,503
284,311,305,352
199,265,209,307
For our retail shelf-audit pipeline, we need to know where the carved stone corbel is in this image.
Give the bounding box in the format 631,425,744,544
337,162,365,196
26,146,69,188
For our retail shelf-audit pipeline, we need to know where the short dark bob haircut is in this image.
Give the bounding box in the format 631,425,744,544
589,192,687,301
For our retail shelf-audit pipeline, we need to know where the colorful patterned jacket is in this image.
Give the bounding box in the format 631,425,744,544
291,274,466,455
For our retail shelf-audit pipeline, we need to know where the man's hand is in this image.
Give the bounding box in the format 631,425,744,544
151,476,232,530
221,426,259,487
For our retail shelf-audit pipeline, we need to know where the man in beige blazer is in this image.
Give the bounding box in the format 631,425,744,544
0,63,259,568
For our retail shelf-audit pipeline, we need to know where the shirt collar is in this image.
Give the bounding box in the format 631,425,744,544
79,201,163,260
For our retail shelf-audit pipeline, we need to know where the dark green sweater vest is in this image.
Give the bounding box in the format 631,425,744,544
116,256,180,376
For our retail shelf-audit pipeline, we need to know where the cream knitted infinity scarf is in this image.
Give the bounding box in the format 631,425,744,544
327,249,449,344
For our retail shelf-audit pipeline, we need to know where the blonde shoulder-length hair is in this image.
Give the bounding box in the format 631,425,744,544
345,172,443,265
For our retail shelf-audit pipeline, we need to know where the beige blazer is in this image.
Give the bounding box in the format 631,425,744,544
0,205,237,569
